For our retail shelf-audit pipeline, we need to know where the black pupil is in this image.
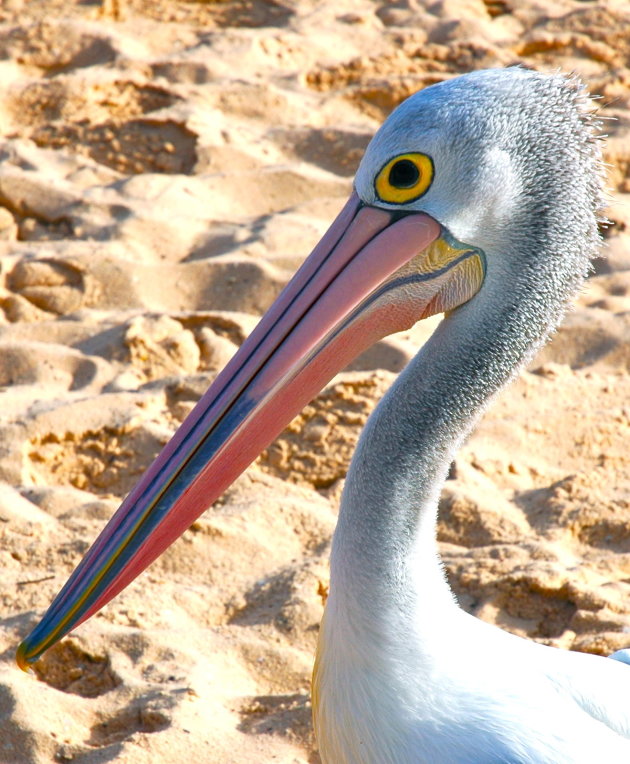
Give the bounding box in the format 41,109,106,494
388,159,420,189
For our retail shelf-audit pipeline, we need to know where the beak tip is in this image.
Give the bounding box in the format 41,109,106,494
16,640,36,673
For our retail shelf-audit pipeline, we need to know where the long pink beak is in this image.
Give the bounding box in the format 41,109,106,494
17,192,444,669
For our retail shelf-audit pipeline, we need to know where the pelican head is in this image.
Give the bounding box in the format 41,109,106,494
17,66,602,688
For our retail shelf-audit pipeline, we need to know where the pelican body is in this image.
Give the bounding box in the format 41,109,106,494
17,68,630,762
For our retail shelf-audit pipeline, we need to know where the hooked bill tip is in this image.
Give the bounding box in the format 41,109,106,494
16,640,36,674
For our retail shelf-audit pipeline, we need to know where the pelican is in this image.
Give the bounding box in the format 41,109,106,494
16,67,630,762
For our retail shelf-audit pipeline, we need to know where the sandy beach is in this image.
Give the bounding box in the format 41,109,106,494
0,0,630,761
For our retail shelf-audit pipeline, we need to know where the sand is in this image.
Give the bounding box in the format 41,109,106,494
0,0,629,761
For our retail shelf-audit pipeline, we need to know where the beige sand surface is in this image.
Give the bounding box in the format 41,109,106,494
0,0,630,761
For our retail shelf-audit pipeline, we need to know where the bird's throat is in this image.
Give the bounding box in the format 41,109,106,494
327,268,566,634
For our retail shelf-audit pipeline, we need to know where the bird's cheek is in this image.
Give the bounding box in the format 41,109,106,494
378,230,487,322
346,249,484,343
420,252,486,318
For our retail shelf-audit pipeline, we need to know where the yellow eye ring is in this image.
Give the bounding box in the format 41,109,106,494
374,153,434,204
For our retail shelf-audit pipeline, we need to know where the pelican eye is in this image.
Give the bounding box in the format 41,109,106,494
375,152,434,204
389,159,419,188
